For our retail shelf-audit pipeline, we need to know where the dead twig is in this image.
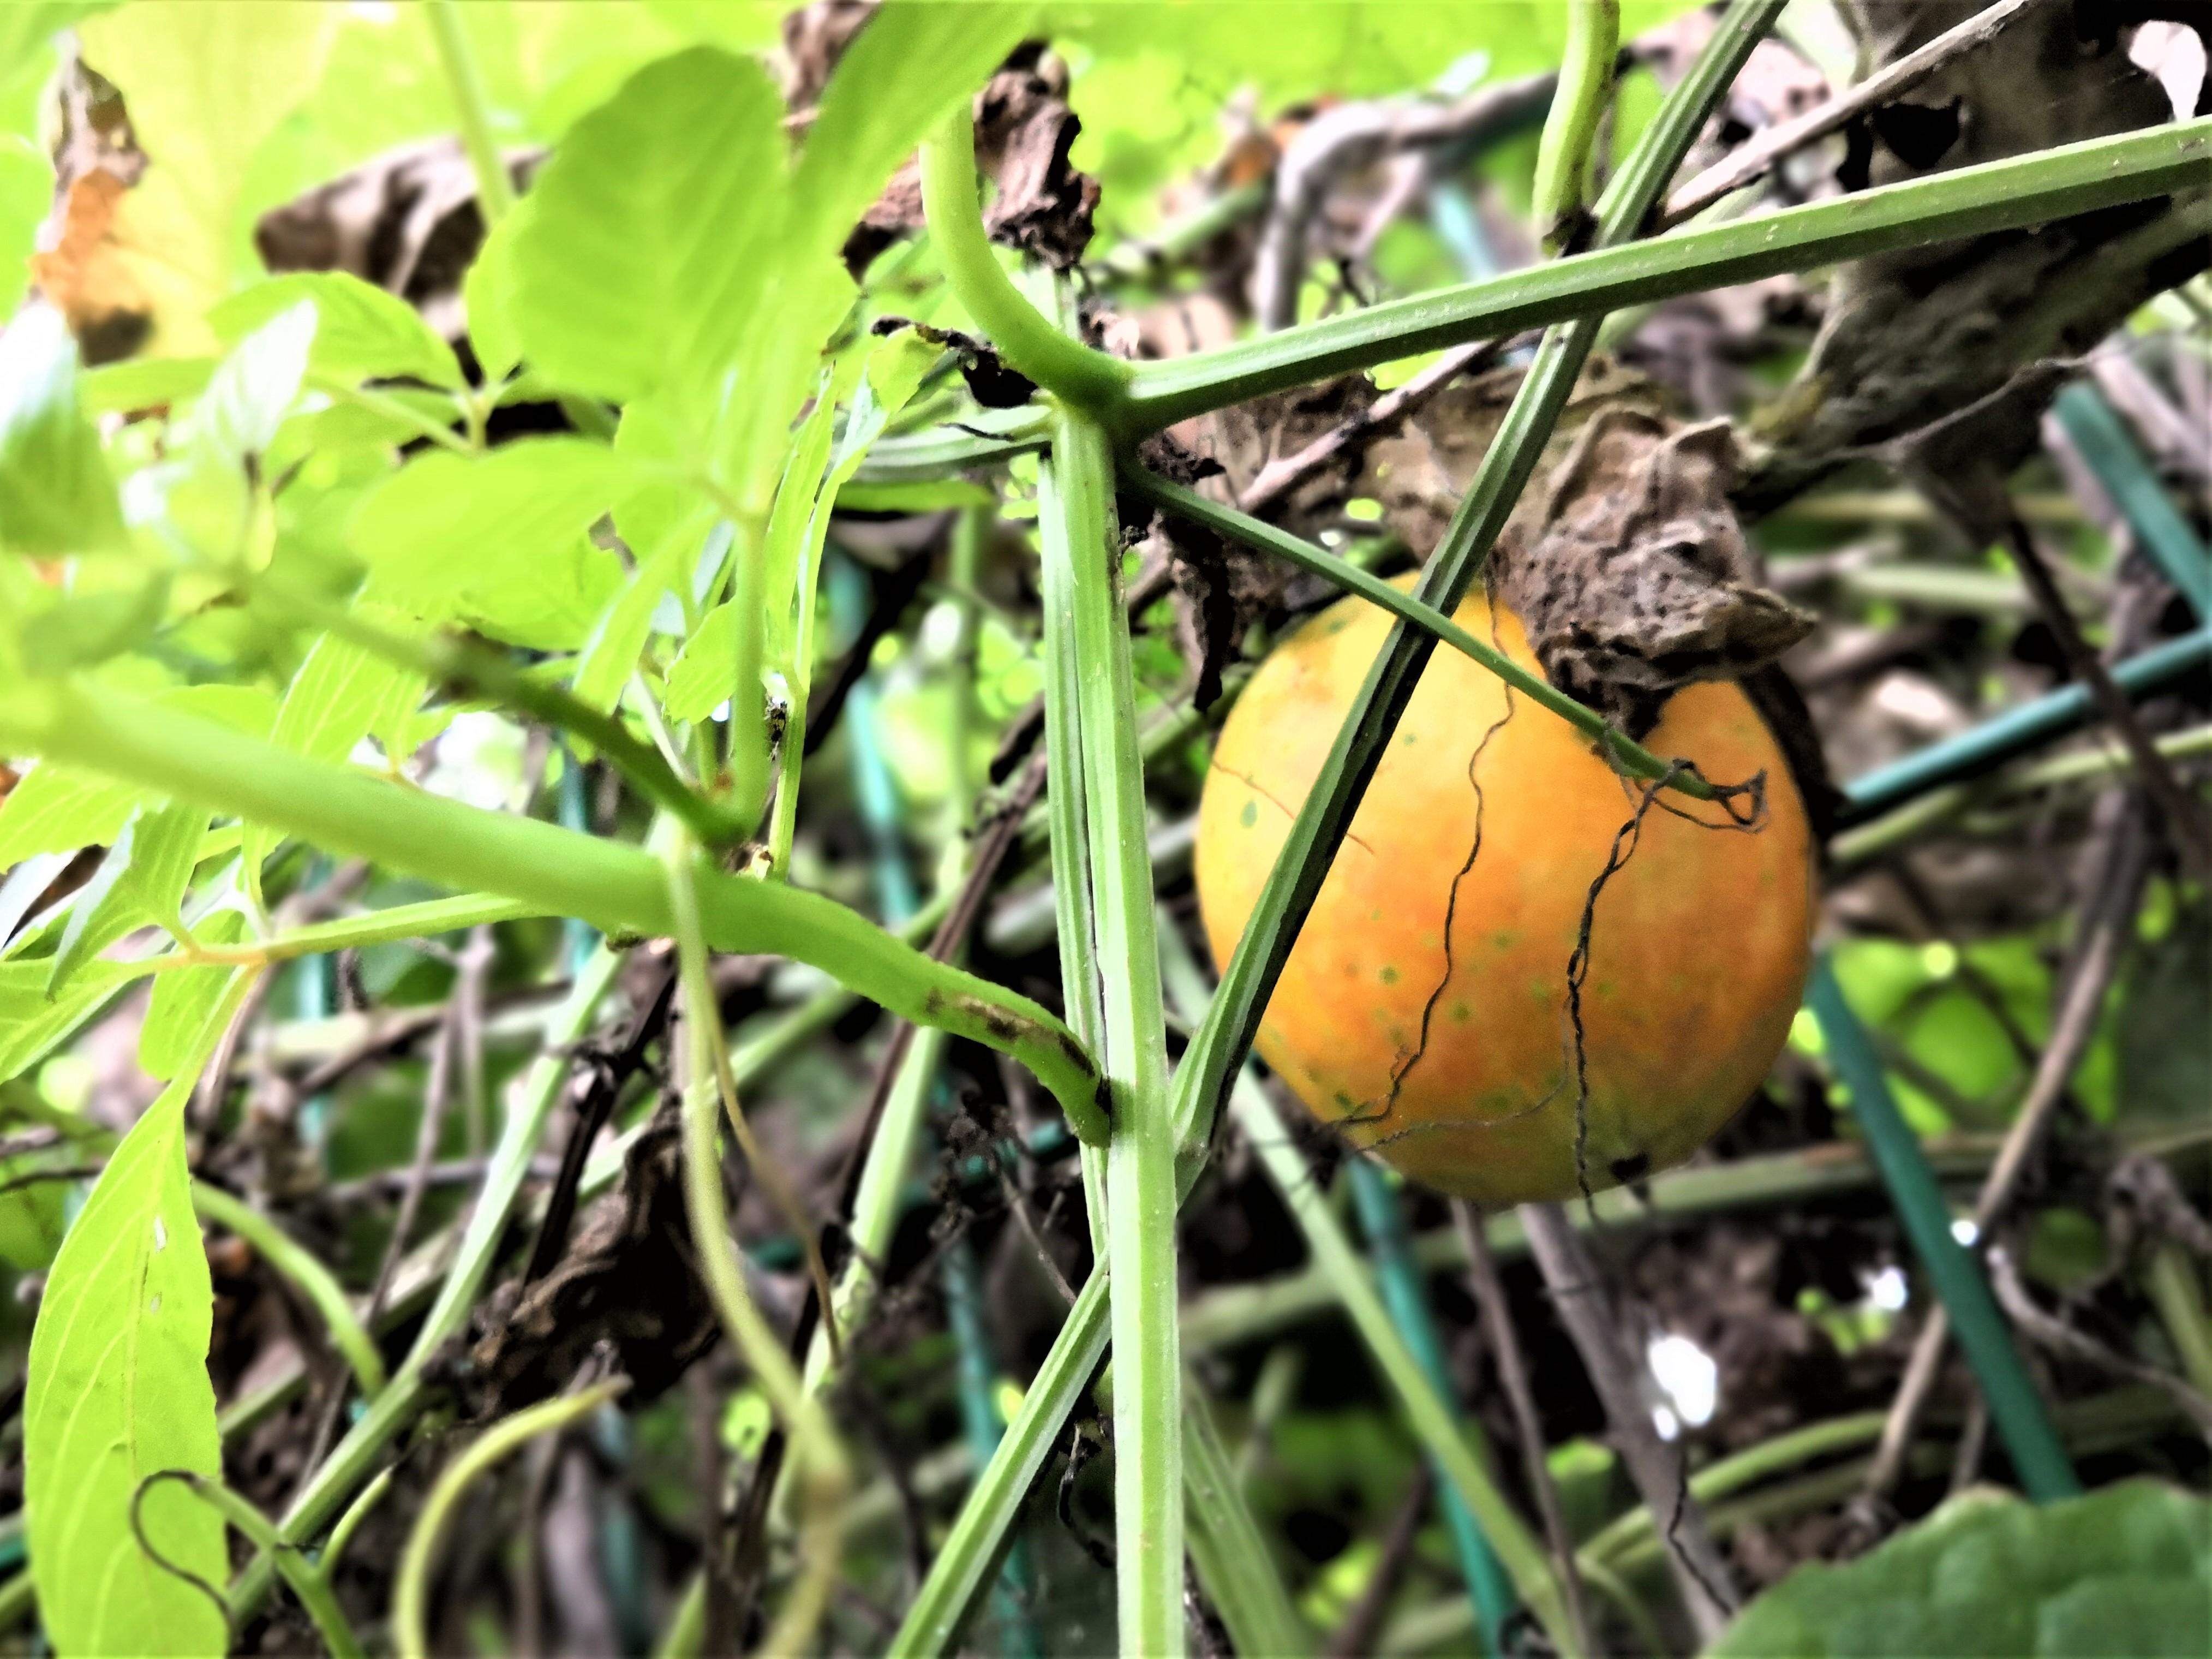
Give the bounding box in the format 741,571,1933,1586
2000,515,2212,881
1989,1245,2212,1434
1866,792,2148,1498
1520,1202,1737,1643
1239,339,1503,517
1251,69,1556,330
1659,0,2058,228
1453,1201,1596,1657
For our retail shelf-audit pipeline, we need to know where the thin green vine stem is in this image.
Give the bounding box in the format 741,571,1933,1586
1233,1076,1576,1651
1346,1159,1517,1650
190,1183,387,1400
1530,0,1619,249
1038,409,1184,1656
393,1381,626,1659
918,104,1134,417
1122,470,1721,801
1028,274,1115,1259
1121,115,2212,430
232,945,628,1624
137,1472,363,1659
887,1273,1113,1656
426,0,516,227
0,678,1109,1144
667,848,850,1656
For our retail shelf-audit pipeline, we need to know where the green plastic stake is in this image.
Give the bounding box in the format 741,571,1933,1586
1837,625,2212,823
1806,956,2081,1502
2052,384,2211,620
1347,1158,1517,1654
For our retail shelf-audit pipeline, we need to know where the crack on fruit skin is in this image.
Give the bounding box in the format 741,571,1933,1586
1344,591,1520,1142
1562,762,1682,1218
1210,760,1379,859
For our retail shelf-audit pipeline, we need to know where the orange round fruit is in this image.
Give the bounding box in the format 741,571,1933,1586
1195,581,1814,1207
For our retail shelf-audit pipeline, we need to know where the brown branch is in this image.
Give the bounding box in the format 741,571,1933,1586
1866,793,2148,1498
1238,339,1503,517
1453,1202,1597,1657
1989,1245,2212,1434
2001,515,2212,881
1659,0,2059,228
1519,1202,1737,1643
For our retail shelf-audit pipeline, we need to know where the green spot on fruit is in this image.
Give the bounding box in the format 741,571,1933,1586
1492,929,1520,951
1402,732,1418,746
1528,977,1551,1002
1333,1089,1355,1109
1378,965,1400,984
1239,798,1258,828
1370,906,1384,922
1450,1001,1472,1024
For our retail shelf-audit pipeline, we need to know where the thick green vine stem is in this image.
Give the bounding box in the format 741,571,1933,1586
1531,0,1619,249
0,679,1110,1145
919,103,1134,419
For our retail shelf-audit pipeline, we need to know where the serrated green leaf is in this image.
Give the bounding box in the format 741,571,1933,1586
0,305,128,557
198,298,319,467
462,194,531,386
1709,1482,2212,1658
140,909,248,1081
0,766,140,864
511,46,788,411
80,356,219,417
574,535,690,715
24,983,242,1659
348,437,638,649
0,957,136,1101
45,799,204,994
211,271,464,391
789,2,1034,261
240,608,428,903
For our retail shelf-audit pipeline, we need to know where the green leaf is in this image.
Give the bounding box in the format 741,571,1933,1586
511,46,788,411
0,765,140,864
14,576,172,677
663,598,739,726
0,134,47,319
23,995,240,1659
1710,1482,2212,1658
46,799,206,994
196,298,319,468
573,535,690,715
75,1,333,355
0,305,128,556
80,357,220,417
461,193,531,386
211,271,465,391
241,608,427,902
348,437,639,649
788,2,1034,260
0,959,136,1087
140,909,248,1081
0,1144,75,1272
